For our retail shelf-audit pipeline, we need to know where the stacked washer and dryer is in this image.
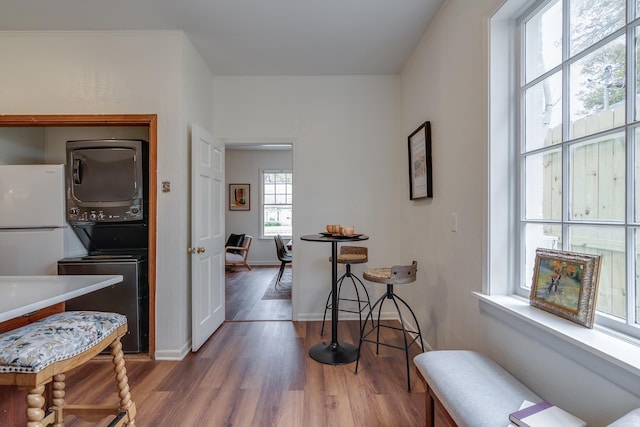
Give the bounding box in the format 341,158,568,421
57,139,149,354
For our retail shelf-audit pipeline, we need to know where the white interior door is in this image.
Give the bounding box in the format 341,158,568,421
191,123,225,352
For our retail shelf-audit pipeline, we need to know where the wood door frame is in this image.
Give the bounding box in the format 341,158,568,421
0,114,157,358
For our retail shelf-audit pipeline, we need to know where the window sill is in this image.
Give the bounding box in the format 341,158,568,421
474,292,640,396
261,235,292,241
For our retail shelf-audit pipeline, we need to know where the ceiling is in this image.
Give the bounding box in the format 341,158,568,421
0,0,443,76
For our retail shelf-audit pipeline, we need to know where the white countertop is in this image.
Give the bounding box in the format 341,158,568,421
0,275,123,323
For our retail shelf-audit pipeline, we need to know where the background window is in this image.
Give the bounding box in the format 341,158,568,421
519,0,639,337
262,170,292,237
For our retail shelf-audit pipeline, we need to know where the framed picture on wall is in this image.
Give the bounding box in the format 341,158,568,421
408,121,433,199
229,184,250,211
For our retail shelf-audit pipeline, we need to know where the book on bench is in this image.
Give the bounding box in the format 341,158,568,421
509,401,586,427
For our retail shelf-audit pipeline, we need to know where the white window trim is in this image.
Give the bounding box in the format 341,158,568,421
475,293,640,396
260,168,292,240
484,0,640,397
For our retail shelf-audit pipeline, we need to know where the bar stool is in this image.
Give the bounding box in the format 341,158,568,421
321,246,373,336
355,260,424,392
0,311,136,426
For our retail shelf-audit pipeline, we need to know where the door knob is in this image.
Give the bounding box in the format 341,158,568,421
197,247,206,253
187,247,194,254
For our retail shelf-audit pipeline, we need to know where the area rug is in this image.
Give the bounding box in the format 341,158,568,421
262,268,292,300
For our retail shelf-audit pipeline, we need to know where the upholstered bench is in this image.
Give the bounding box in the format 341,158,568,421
0,311,136,427
414,350,539,427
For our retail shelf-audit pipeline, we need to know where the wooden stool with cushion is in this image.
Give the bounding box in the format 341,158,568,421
355,260,424,391
0,311,136,426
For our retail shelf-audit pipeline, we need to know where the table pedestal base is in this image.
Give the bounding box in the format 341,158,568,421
309,341,358,365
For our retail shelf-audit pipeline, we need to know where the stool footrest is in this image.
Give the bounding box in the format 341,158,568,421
361,325,421,351
41,409,56,426
64,404,123,421
64,402,136,426
107,410,128,427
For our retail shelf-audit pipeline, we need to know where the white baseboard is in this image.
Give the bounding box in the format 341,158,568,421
154,340,191,361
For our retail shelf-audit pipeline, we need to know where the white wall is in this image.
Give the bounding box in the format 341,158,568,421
225,149,293,265
0,128,46,164
0,31,215,359
399,0,640,424
400,0,487,357
214,76,402,320
175,32,216,359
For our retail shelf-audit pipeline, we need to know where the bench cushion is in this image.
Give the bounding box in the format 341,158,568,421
414,350,540,427
0,311,126,374
608,408,640,426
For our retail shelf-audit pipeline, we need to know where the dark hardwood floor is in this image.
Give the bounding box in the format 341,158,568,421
58,267,426,426
226,265,292,321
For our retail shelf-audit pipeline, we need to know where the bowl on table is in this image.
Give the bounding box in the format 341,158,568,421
340,226,355,236
326,224,341,234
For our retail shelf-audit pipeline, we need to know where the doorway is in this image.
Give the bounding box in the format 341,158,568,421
0,114,158,357
224,143,293,321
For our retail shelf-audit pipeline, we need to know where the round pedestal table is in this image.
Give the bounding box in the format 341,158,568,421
300,233,369,365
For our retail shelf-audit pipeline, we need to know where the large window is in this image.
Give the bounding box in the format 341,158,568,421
262,170,292,237
519,0,640,338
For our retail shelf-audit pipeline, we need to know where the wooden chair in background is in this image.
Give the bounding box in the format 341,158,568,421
225,234,253,270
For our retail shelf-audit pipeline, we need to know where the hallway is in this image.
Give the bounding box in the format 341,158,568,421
226,265,292,321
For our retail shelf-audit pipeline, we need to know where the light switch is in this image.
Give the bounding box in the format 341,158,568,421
450,213,458,232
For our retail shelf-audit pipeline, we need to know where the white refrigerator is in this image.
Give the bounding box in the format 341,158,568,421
0,164,85,275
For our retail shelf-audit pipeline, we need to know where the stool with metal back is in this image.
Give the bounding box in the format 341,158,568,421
355,260,424,391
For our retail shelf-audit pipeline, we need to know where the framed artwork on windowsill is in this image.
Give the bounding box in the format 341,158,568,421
530,248,602,328
229,184,250,211
408,121,433,199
